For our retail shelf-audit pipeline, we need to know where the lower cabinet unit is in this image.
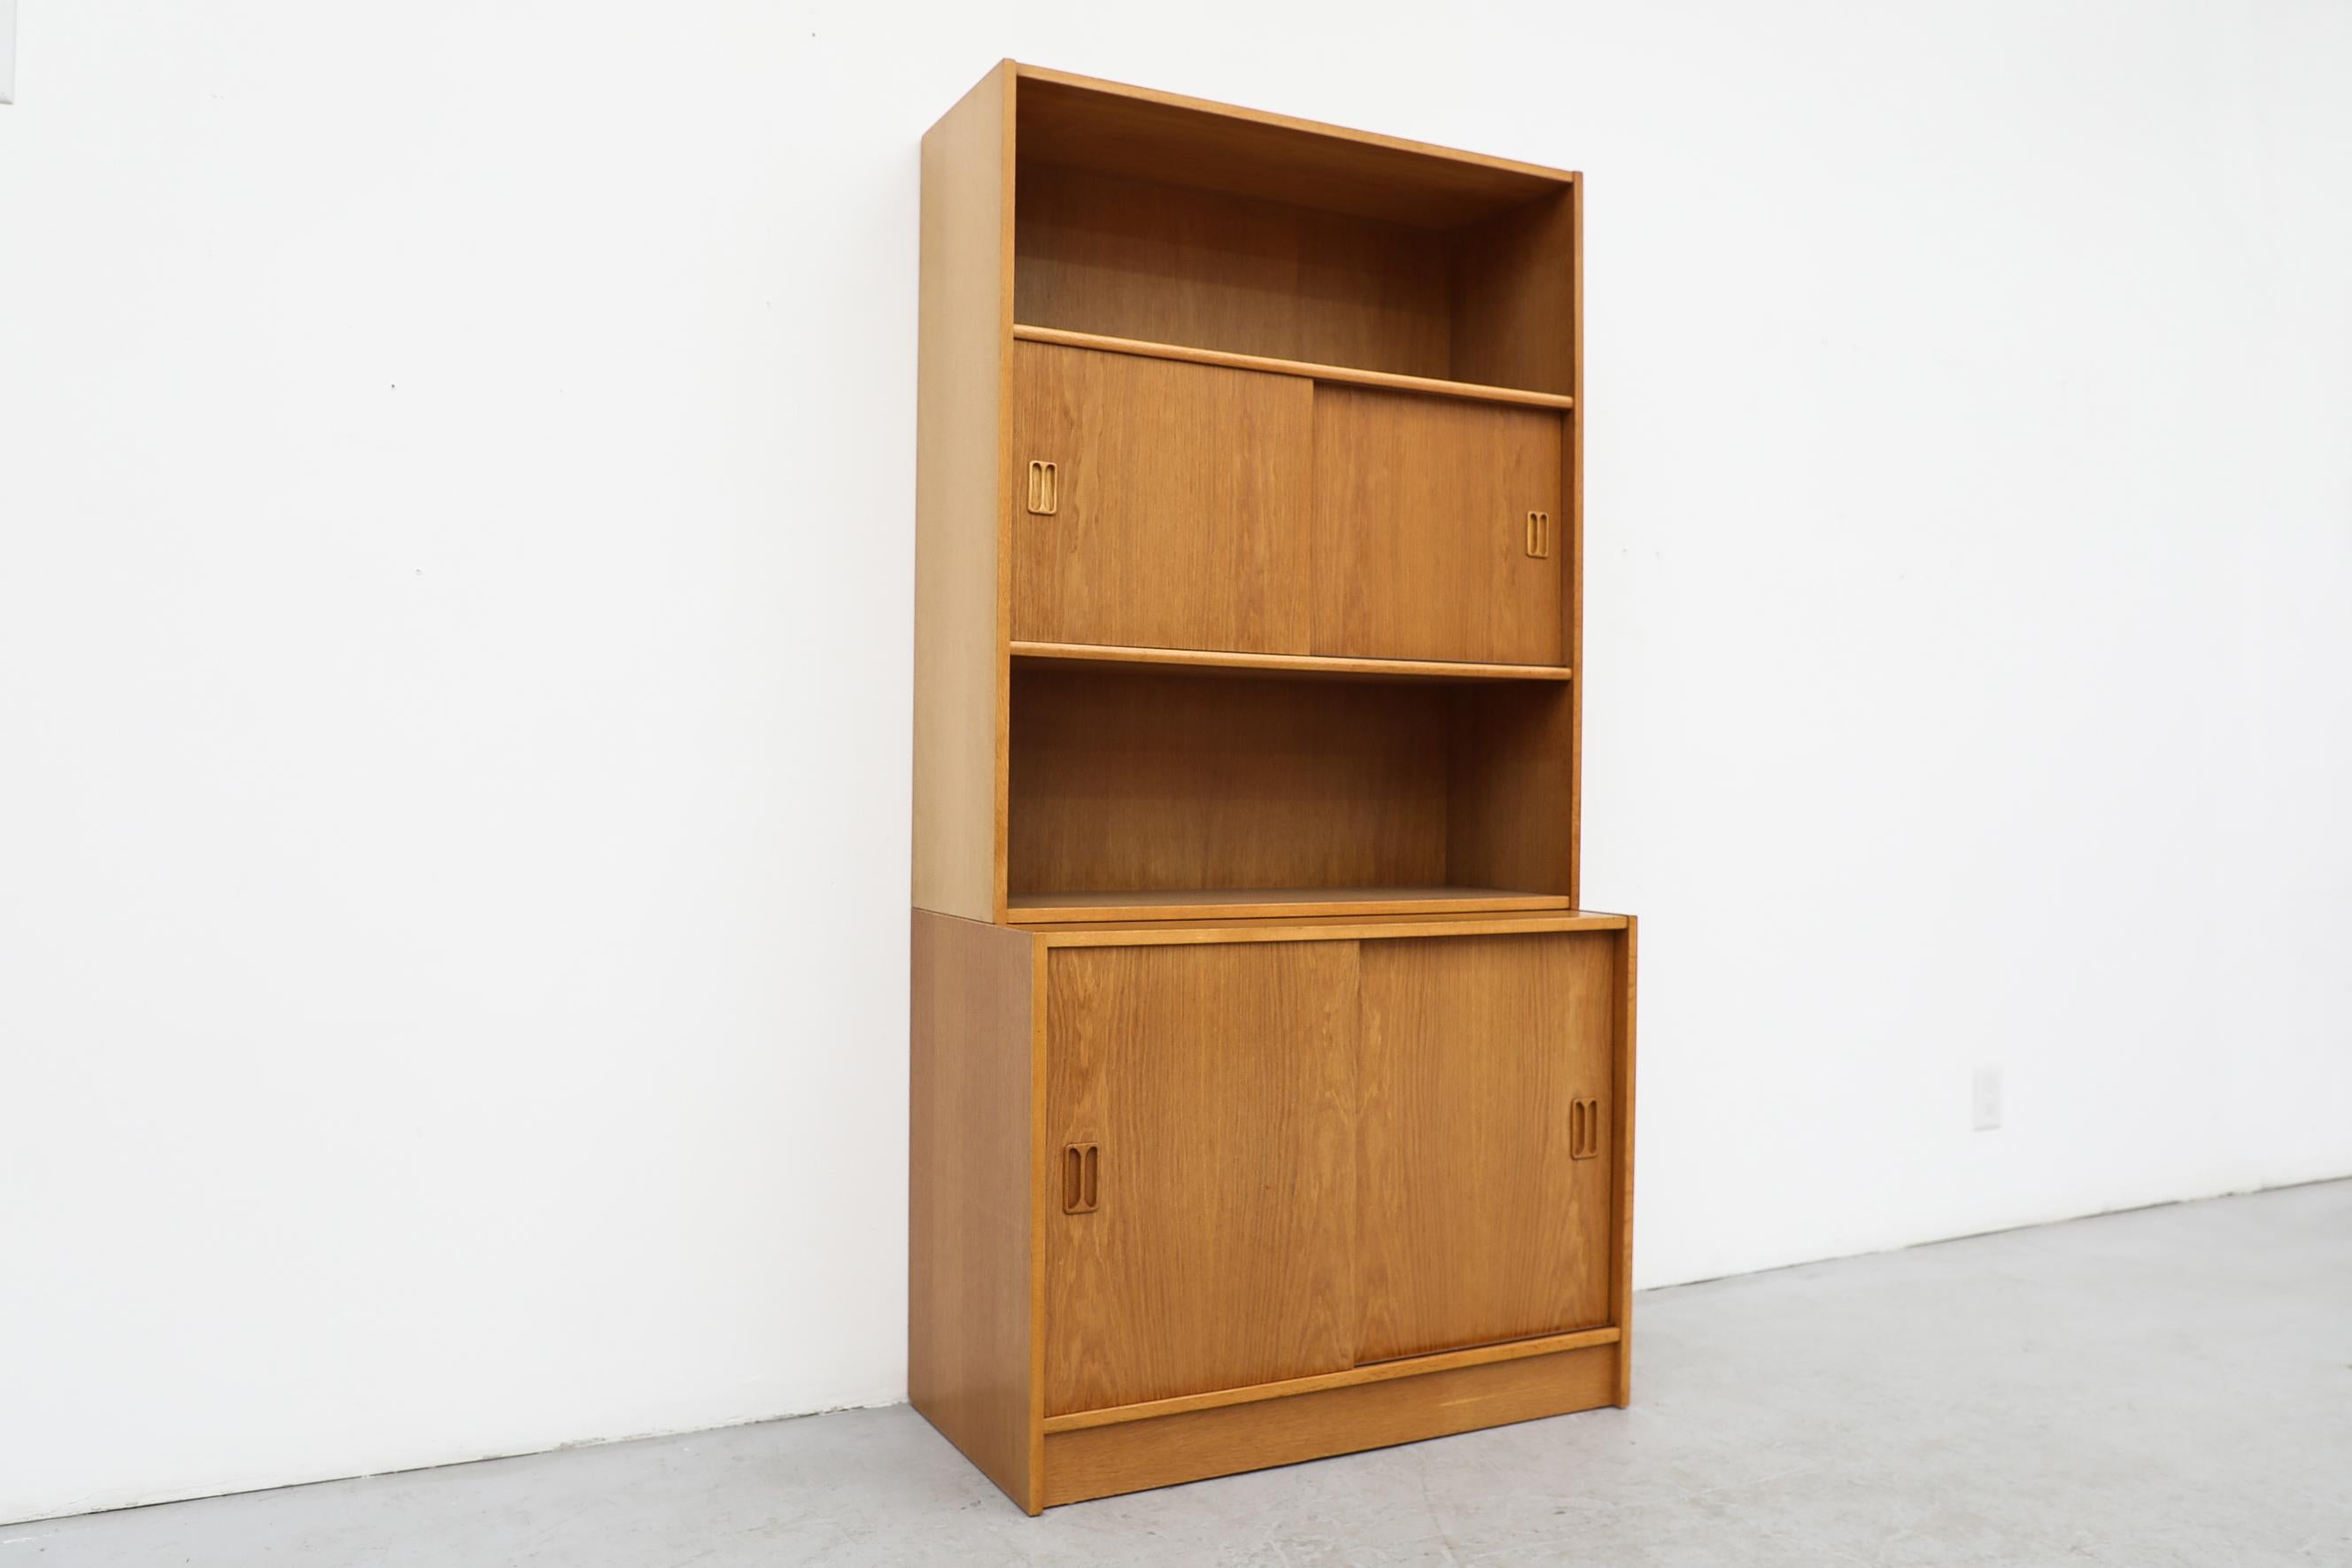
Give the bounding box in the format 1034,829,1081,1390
909,908,1637,1514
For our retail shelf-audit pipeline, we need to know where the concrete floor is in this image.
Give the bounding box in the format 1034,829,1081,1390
6,1181,2348,1567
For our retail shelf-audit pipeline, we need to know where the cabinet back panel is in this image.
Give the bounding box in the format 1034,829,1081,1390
1010,668,1451,893
1017,166,1454,380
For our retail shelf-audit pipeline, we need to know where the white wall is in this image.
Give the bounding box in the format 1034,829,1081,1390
3,0,2347,1527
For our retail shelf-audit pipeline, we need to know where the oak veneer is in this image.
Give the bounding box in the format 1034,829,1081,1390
1019,909,1629,944
1045,941,1358,1415
1010,639,1573,683
1012,340,1311,653
1312,388,1566,666
1008,666,1574,907
1013,67,1571,229
1010,886,1568,923
907,910,1039,1510
1357,934,1614,1361
911,62,1631,1514
1010,326,1575,412
911,62,1012,924
1041,1341,1619,1508
1041,1324,1622,1432
1016,166,1456,381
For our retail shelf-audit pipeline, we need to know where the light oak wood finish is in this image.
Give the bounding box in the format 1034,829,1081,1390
1042,1325,1621,1433
1012,339,1311,653
913,64,1629,1513
1312,387,1566,666
1014,66,1572,229
1045,942,1359,1416
908,911,1040,1510
1041,1341,1618,1508
1612,917,1638,1406
1011,325,1574,412
1024,910,1630,944
1567,177,1586,907
1451,189,1577,398
1010,886,1568,923
1017,166,1456,380
911,64,1012,922
1009,667,1574,905
1010,666,1450,896
1012,639,1571,684
1357,934,1616,1363
1446,676,1580,896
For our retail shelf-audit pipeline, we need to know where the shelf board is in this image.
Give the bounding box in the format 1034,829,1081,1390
1011,325,1574,412
1012,640,1571,684
1009,886,1574,924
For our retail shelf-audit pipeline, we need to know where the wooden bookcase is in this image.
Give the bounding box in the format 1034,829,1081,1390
910,61,1636,1513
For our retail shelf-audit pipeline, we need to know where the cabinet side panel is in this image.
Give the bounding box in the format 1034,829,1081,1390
909,910,1038,1510
1613,916,1637,1405
914,65,1011,920
1445,681,1575,896
1448,187,1574,397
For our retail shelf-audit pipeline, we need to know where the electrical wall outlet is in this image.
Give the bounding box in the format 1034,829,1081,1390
1972,1067,2002,1132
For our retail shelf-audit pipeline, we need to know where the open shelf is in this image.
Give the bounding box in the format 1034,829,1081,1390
1010,665,1574,912
1011,326,1574,412
1014,65,1572,228
1014,77,1576,398
1012,640,1571,684
1010,886,1574,923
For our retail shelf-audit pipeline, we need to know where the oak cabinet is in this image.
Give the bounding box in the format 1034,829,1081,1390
913,62,1632,1513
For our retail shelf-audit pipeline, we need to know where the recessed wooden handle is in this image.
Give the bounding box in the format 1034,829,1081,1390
1026,460,1060,515
1569,1097,1601,1159
1062,1141,1100,1213
1526,510,1551,560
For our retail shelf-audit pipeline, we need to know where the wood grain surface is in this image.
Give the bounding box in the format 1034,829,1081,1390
908,910,1040,1510
1012,340,1311,653
1044,941,1358,1416
1355,932,1615,1362
1312,387,1565,666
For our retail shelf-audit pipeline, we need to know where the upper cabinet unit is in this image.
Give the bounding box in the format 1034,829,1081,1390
913,62,1586,925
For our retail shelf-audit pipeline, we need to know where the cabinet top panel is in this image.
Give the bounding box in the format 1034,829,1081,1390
1010,62,1574,230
